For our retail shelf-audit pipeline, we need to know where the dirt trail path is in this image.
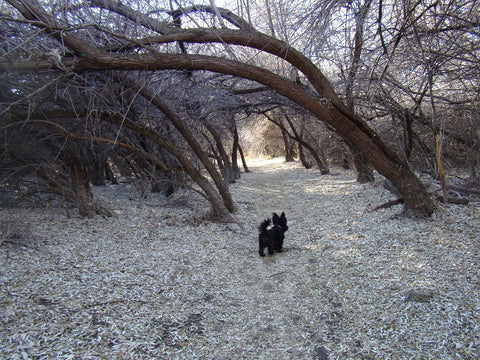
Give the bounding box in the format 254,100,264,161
232,159,332,223
233,159,311,217
1,158,479,359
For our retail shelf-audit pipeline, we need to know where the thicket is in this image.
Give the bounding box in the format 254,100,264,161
0,0,478,220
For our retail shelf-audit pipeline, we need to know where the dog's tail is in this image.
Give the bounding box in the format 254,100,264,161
258,219,271,235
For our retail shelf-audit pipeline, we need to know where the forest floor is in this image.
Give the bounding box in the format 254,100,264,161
1,158,480,359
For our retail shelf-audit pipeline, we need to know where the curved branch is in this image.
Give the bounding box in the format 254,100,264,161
88,0,253,32
5,0,354,130
114,72,235,212
4,0,435,216
80,0,339,103
169,4,254,31
4,111,234,221
1,118,169,171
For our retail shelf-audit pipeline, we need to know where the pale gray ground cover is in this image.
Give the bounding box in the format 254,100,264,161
1,158,479,359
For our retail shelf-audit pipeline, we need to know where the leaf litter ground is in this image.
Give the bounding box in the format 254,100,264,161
1,158,479,359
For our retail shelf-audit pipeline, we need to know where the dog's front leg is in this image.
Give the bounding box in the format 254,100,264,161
259,241,266,257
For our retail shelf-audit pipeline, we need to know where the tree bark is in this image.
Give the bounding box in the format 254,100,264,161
230,115,241,179
203,120,235,183
281,127,296,162
67,149,96,218
281,114,329,174
94,55,430,214
12,115,234,222
298,142,311,169
238,143,250,173
115,74,235,212
3,0,434,217
349,142,375,183
343,0,375,183
105,116,234,222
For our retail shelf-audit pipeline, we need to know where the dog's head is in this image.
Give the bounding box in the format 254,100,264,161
272,212,288,232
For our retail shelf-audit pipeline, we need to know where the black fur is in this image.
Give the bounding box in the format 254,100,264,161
258,212,288,257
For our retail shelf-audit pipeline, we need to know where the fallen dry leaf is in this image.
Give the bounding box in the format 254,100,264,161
1,158,479,358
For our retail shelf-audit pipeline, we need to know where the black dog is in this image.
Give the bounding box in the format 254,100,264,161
258,212,288,257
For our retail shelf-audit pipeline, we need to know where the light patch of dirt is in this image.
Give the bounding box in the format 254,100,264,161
1,158,479,359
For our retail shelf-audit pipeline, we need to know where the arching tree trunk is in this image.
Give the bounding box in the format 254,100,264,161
238,143,250,173
281,127,296,162
86,145,107,186
297,124,312,169
3,0,434,217
343,0,375,183
202,119,236,183
115,74,235,212
230,115,241,179
67,149,96,218
298,142,311,169
105,116,234,222
281,114,329,174
347,141,375,183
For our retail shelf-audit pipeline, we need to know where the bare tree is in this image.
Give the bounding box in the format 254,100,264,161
1,0,444,216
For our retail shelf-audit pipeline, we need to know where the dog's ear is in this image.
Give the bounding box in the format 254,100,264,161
272,212,280,224
280,212,288,228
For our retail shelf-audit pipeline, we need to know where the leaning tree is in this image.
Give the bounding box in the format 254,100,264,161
0,0,435,217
